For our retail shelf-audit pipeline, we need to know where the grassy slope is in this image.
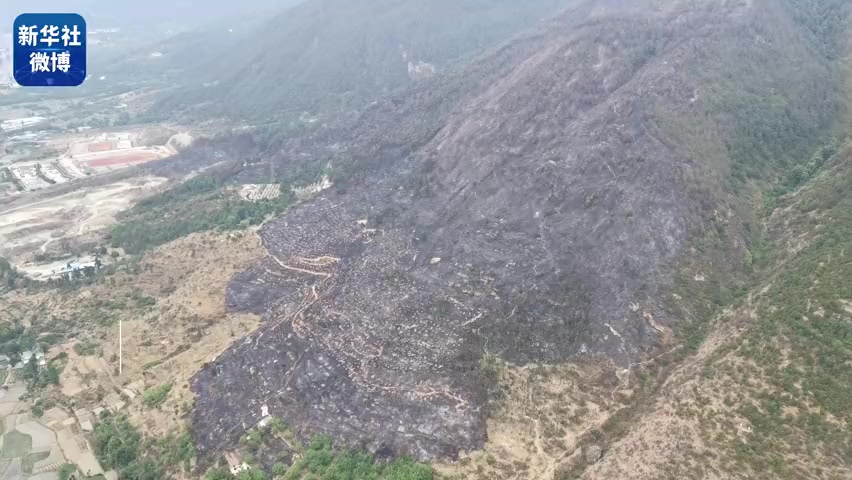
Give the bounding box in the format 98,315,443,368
580,3,852,476
733,145,852,475
657,0,849,340
583,141,852,480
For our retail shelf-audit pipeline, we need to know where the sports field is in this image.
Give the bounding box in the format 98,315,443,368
83,151,161,168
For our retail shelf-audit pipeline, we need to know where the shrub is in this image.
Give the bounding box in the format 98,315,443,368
142,383,173,408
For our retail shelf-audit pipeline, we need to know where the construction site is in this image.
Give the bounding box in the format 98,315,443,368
0,124,194,282
0,175,169,277
4,131,182,194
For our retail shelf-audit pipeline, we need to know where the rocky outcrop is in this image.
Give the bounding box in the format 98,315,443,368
584,445,603,464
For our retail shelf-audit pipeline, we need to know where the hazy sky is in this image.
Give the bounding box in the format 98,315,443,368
1,0,303,35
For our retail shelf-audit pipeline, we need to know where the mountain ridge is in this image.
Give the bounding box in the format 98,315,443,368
187,0,850,468
156,0,579,121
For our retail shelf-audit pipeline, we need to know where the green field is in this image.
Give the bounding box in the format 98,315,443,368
0,430,33,458
22,451,50,473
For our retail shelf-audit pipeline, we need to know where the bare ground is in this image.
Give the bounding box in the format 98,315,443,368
0,176,168,270
434,359,629,480
7,231,265,439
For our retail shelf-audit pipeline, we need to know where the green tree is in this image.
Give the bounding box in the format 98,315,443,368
93,414,142,469
237,468,268,480
383,458,433,480
22,356,39,382
303,435,334,473
271,463,287,477
46,363,61,385
58,464,78,480
142,383,173,408
206,468,236,480
325,451,378,480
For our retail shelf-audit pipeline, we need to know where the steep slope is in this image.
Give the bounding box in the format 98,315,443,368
189,0,848,467
157,0,577,120
583,141,852,480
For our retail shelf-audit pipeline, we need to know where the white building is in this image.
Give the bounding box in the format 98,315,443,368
53,260,99,279
1,117,46,132
20,346,46,367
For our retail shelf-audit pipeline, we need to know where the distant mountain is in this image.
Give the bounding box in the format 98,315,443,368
156,0,577,120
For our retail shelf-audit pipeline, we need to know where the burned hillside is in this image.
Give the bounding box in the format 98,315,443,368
191,0,845,461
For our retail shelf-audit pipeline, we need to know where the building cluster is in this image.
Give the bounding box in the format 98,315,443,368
18,345,47,368
237,183,282,201
1,116,46,132
8,163,52,190
85,132,133,152
0,345,46,378
52,259,100,280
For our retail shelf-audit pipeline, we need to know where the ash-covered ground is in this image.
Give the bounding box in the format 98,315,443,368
190,0,834,462
192,189,493,460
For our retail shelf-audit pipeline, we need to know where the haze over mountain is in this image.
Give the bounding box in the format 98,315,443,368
158,0,578,120
1,1,303,34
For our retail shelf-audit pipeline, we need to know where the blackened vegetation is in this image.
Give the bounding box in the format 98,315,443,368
197,194,491,460
191,0,846,462
144,134,263,178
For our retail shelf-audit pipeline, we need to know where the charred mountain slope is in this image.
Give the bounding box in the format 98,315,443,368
191,0,847,462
